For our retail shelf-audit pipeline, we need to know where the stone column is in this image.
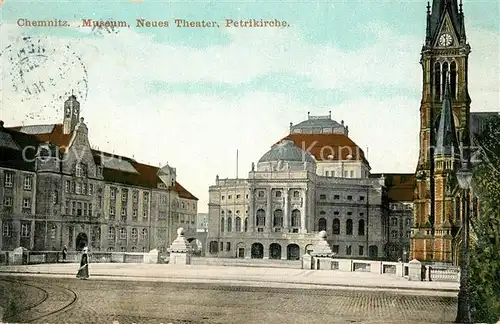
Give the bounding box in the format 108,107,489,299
0,219,3,250
301,189,307,233
266,188,272,231
248,189,254,232
283,189,289,232
232,215,236,232
29,220,35,250
14,220,21,247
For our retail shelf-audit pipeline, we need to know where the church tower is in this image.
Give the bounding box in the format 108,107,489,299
63,95,80,134
411,0,471,263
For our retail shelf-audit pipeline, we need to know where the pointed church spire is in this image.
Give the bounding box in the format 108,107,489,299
435,73,459,157
428,0,463,44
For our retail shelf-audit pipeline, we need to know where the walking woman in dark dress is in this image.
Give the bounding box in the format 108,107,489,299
76,247,89,279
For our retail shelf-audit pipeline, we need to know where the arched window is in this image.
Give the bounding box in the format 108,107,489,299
346,219,353,235
235,217,242,232
434,62,441,100
131,228,138,241
291,209,300,227
221,217,225,232
332,218,340,235
442,61,449,95
450,61,457,98
141,228,148,239
273,209,283,227
227,217,232,232
256,209,265,226
358,219,365,236
318,218,326,231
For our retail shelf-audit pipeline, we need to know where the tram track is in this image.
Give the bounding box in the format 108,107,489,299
1,277,78,323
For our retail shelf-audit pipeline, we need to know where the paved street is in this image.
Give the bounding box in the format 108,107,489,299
0,276,457,324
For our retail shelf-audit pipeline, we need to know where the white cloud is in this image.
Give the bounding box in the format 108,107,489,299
1,20,498,211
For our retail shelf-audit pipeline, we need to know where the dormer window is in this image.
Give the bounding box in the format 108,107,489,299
75,163,86,178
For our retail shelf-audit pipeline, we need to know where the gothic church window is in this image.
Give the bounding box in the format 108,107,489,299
450,61,457,98
434,62,441,100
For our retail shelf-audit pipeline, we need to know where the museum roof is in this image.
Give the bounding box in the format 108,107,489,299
280,133,370,166
370,173,415,202
1,122,197,200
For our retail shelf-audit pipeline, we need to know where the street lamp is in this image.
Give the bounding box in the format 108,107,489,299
455,161,473,324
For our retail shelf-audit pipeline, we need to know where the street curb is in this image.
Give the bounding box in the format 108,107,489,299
0,270,460,293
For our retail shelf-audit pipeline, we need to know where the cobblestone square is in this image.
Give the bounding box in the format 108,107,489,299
0,276,457,324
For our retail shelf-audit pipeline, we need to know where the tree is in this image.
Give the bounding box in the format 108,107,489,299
468,114,500,323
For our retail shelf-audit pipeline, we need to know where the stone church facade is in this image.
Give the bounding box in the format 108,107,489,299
207,114,413,260
0,96,198,253
411,0,498,263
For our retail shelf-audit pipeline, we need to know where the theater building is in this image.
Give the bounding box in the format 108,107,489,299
207,113,398,260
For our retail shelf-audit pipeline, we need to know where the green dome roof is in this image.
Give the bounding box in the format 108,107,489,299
259,140,315,163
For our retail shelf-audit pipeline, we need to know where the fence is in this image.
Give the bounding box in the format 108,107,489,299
0,250,161,265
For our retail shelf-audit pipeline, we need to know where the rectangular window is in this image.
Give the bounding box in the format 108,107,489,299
89,203,93,217
72,201,76,215
21,223,30,237
83,203,88,216
82,183,87,195
359,196,365,201
4,172,13,188
120,228,127,239
320,194,326,200
75,183,81,194
89,183,94,195
98,196,102,207
325,171,329,176
121,207,127,216
332,245,339,254
3,223,12,237
350,170,354,178
133,191,138,203
108,227,115,239
133,209,138,218
77,202,82,216
121,189,128,202
346,245,352,255
359,246,364,256
391,218,398,226
110,188,116,200
22,198,31,209
110,206,115,216
23,175,32,190
236,194,241,199
65,180,70,193
347,195,353,200
334,195,340,200
65,201,70,214
4,197,12,207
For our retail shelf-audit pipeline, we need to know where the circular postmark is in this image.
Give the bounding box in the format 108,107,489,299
0,35,89,118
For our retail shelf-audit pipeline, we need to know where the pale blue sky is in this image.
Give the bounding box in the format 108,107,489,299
1,0,499,212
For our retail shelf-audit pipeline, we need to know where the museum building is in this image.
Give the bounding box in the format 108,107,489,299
0,95,198,253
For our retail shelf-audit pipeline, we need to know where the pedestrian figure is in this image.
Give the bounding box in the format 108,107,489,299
62,245,68,262
76,247,89,280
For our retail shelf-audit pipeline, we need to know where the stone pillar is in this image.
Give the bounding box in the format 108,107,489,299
248,188,254,232
283,190,289,232
13,220,21,247
0,219,3,250
408,259,423,281
29,220,35,250
301,189,307,233
266,188,272,232
232,215,236,232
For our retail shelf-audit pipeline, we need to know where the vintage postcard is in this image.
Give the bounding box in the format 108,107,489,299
0,0,499,323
